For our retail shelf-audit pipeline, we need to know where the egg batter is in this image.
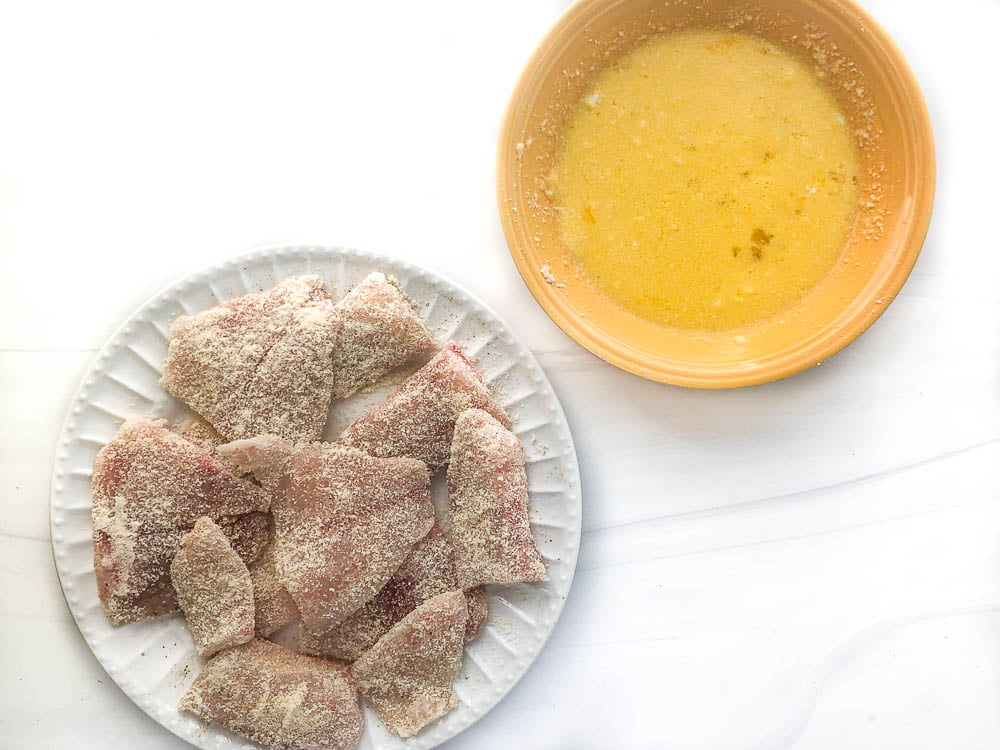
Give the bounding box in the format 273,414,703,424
551,30,860,330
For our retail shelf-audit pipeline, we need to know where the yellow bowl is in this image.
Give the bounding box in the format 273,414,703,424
497,0,935,388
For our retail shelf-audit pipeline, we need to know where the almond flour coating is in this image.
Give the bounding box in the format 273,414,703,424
215,511,270,564
170,517,255,657
299,523,480,661
178,416,227,453
463,585,489,641
218,435,435,635
338,342,509,470
91,417,270,625
179,416,247,477
249,537,300,637
180,638,362,750
351,590,468,738
161,275,340,443
447,409,547,588
330,272,435,399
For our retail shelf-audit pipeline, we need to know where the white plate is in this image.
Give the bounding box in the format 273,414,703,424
50,246,581,750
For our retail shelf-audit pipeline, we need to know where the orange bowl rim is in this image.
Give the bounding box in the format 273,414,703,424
496,0,936,389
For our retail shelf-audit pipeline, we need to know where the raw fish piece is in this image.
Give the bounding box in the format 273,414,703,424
180,638,362,750
91,417,270,625
170,517,254,657
300,523,457,661
338,342,509,469
161,275,340,443
464,586,488,641
447,408,546,588
351,590,468,737
330,272,434,399
249,538,300,637
218,436,435,635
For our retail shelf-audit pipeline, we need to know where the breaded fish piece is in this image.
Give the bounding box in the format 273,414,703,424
447,408,546,588
338,342,509,470
91,417,270,625
330,272,434,399
463,585,489,641
351,590,468,738
170,516,255,657
299,524,487,660
218,435,435,635
249,537,299,637
161,275,339,443
180,639,362,750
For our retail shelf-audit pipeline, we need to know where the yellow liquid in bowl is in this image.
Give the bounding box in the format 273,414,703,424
551,30,860,331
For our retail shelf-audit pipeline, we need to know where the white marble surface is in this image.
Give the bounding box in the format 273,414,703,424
1,0,998,748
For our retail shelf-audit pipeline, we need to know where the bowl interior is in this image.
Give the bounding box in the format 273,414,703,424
497,0,934,387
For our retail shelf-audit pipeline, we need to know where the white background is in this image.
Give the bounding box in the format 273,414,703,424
1,0,998,748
